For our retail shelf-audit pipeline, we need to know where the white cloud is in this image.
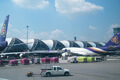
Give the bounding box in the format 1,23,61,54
11,29,21,33
108,24,120,34
7,26,69,40
55,0,104,15
29,31,38,39
28,29,69,40
7,28,25,39
0,23,13,27
110,24,120,28
38,32,49,40
107,24,120,40
89,25,97,30
49,29,68,40
12,0,49,9
32,29,69,40
0,23,3,27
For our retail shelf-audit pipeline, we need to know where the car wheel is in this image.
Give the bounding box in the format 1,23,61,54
46,73,51,77
64,72,69,76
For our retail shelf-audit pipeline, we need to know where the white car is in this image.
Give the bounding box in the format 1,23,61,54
41,66,70,77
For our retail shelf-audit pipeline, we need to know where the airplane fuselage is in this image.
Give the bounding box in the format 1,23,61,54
62,46,119,56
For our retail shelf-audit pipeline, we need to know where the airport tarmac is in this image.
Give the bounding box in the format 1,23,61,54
0,60,120,80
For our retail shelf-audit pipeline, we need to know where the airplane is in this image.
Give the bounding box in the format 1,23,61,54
0,15,9,52
62,31,120,57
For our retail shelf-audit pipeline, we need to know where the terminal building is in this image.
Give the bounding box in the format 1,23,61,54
113,27,120,35
2,28,120,55
2,38,105,53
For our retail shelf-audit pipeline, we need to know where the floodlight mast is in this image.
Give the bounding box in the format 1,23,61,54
26,26,29,51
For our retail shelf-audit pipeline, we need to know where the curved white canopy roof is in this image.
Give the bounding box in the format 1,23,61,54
20,39,34,49
99,42,105,46
6,38,106,51
6,38,12,45
42,40,53,50
60,40,70,48
75,41,84,48
87,42,96,47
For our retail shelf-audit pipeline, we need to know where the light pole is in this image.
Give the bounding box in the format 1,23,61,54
26,26,29,51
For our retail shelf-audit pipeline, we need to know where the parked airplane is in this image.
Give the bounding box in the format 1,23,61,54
62,32,120,57
0,15,9,52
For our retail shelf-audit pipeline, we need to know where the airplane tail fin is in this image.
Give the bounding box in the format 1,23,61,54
0,15,9,42
105,32,120,47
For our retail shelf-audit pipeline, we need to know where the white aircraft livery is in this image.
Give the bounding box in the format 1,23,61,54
62,32,120,56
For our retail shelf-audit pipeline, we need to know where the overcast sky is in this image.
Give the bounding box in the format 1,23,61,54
0,0,120,42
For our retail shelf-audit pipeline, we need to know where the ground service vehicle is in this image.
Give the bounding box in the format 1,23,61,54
41,66,70,77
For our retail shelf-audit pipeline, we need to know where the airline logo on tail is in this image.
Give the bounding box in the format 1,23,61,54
1,24,6,37
111,36,119,44
0,15,9,42
105,32,120,47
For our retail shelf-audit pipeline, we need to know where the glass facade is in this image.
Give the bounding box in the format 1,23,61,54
3,38,106,53
30,39,49,51
3,38,28,53
52,40,65,50
69,41,80,47
94,42,105,47
113,28,120,35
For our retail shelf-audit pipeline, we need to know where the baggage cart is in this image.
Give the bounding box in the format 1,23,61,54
41,58,50,63
50,57,59,63
20,58,29,65
9,59,18,66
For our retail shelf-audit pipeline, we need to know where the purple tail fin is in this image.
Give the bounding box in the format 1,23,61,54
105,32,120,47
0,15,9,42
